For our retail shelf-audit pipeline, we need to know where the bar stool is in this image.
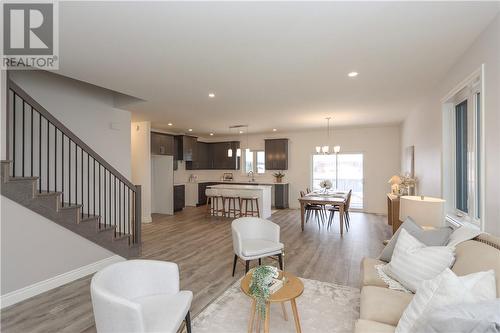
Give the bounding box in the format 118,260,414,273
222,190,241,218
206,188,222,217
239,196,260,217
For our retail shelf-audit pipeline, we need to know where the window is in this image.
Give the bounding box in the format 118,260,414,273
455,100,468,212
312,153,363,209
256,151,265,174
443,69,482,226
245,150,265,174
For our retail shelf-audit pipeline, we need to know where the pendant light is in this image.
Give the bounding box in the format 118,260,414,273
227,126,233,157
228,125,249,157
315,117,340,154
245,125,250,154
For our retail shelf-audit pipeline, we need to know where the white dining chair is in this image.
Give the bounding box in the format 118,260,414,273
231,217,284,276
90,260,193,333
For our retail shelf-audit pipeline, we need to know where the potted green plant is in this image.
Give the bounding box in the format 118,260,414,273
273,171,285,183
249,266,279,317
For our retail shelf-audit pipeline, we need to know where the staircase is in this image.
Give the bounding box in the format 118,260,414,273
1,79,141,258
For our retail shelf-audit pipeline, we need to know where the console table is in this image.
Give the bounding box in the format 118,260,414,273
387,194,402,234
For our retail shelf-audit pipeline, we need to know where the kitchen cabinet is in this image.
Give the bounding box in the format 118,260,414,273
211,141,240,170
186,141,240,170
274,183,289,209
174,185,185,212
174,136,183,160
151,132,174,155
197,182,218,205
183,136,197,162
197,142,210,169
186,141,207,170
265,138,288,170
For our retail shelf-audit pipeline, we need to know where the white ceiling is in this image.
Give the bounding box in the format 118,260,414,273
55,1,500,136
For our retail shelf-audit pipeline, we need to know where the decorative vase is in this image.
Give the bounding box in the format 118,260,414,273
276,177,282,183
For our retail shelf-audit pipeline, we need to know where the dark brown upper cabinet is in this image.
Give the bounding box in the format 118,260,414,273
212,141,240,170
265,138,288,170
151,132,174,155
182,136,197,162
174,135,183,161
185,140,240,170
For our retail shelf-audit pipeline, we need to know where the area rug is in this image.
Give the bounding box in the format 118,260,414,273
192,278,360,333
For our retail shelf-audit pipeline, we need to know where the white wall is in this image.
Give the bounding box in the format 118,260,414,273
131,122,152,223
175,125,401,214
1,196,121,306
401,14,500,235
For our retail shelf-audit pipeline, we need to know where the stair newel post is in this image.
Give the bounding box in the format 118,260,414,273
30,105,33,177
134,185,142,246
38,114,41,190
22,101,26,177
6,78,11,163
12,93,15,177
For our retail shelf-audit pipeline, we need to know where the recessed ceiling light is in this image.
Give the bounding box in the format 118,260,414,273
188,128,193,132
348,72,359,78
209,133,214,136
272,128,277,132
208,93,215,98
167,123,173,126
239,130,244,134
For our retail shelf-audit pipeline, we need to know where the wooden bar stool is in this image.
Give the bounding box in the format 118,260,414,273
224,196,240,218
206,188,223,217
221,190,241,218
239,196,260,217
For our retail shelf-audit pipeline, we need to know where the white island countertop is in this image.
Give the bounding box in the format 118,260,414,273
208,184,272,190
183,180,289,185
207,184,272,218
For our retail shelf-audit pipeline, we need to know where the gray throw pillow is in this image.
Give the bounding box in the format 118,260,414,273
378,217,453,262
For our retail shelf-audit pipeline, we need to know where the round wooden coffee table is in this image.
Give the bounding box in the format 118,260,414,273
241,271,304,333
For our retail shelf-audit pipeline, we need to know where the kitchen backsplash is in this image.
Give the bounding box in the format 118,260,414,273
173,160,278,184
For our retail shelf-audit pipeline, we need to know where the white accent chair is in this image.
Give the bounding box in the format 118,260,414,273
90,260,193,333
231,217,284,276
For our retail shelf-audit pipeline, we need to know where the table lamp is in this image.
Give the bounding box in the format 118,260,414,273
399,196,445,227
388,175,402,194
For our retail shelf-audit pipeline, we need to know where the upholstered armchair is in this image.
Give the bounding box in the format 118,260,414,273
90,260,192,333
231,217,284,276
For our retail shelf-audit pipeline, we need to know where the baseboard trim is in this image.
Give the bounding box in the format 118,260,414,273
142,215,152,223
0,255,125,309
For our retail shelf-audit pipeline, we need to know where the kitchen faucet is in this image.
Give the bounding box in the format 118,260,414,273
248,171,255,182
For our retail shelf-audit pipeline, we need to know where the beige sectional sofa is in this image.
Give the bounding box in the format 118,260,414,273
355,233,500,333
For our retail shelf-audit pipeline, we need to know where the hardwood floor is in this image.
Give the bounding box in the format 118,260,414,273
1,207,391,333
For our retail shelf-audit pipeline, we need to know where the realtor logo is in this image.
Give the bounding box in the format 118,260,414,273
2,1,59,69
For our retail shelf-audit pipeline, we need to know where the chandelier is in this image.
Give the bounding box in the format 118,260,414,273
315,117,340,154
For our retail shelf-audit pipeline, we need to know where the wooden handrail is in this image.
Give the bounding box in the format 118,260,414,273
7,79,137,191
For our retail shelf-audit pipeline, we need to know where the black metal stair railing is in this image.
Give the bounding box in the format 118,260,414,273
6,79,141,246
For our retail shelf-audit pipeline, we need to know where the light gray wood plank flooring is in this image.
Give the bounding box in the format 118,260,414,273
1,207,391,333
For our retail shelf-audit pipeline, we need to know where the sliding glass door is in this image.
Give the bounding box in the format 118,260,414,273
312,153,364,209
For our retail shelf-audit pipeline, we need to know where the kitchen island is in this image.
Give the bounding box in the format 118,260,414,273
207,184,272,218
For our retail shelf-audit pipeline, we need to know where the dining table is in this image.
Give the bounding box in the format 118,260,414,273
298,191,349,235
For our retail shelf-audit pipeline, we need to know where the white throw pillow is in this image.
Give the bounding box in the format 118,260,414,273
396,268,497,333
383,229,455,292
